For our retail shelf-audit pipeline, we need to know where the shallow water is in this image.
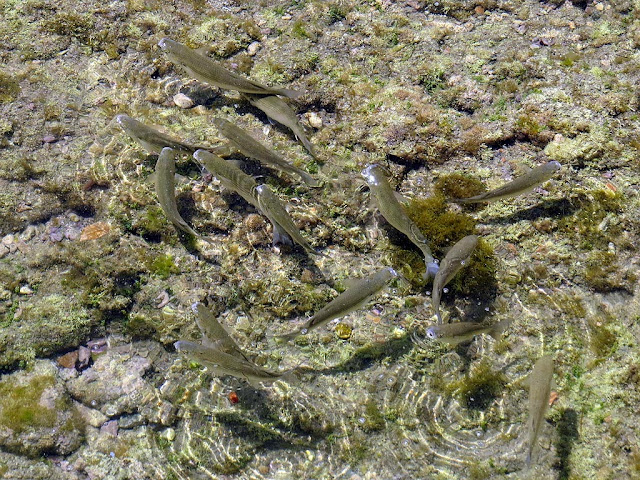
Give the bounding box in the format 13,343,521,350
1,1,639,479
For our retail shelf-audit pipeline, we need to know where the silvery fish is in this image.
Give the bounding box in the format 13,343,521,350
212,117,320,187
155,147,204,241
192,302,246,360
158,38,301,99
278,267,398,341
193,149,259,207
451,161,561,204
361,164,438,279
421,319,510,345
254,184,320,256
175,341,289,387
116,114,229,155
431,235,478,324
526,355,554,466
244,93,316,157
193,149,294,246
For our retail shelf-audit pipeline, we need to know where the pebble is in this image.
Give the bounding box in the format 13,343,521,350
2,234,14,246
58,351,79,369
306,112,323,129
247,41,261,56
78,346,91,369
19,285,34,295
173,93,194,109
100,420,119,437
43,134,56,143
0,245,8,258
20,225,37,241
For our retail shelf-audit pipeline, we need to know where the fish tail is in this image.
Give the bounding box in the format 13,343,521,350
276,88,304,99
299,171,321,188
275,330,300,343
489,318,512,340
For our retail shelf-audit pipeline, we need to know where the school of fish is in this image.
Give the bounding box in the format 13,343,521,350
115,37,562,469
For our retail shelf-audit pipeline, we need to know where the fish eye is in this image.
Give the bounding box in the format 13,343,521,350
426,329,437,339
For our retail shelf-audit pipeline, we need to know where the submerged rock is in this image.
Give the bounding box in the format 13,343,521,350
0,360,85,457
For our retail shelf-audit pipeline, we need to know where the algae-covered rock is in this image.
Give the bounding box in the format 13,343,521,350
0,294,94,370
0,360,85,457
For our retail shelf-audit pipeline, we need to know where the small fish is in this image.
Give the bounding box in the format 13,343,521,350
361,164,439,279
244,94,316,157
212,117,320,187
155,147,203,241
192,302,246,360
116,114,223,155
254,185,320,255
421,319,510,345
158,38,301,99
526,355,555,466
451,161,561,204
174,341,289,387
431,235,478,324
193,149,259,207
279,267,398,341
193,149,294,246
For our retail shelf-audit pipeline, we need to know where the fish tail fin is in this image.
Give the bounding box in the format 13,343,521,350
423,261,440,280
276,88,304,99
489,318,512,341
274,330,300,343
271,222,294,247
299,171,322,188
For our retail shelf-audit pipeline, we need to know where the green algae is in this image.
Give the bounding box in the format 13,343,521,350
0,375,56,432
444,360,507,410
434,172,487,204
0,72,20,104
148,253,179,279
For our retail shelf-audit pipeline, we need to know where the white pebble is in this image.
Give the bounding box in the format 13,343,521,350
306,112,323,129
247,41,261,56
173,93,194,109
19,285,34,295
2,234,14,246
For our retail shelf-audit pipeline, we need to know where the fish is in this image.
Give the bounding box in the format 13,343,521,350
278,267,398,341
193,149,260,207
193,149,295,246
212,117,320,187
244,93,316,157
115,114,230,155
254,184,320,256
174,341,289,387
192,302,246,360
421,318,510,345
155,147,205,241
450,161,562,204
431,235,478,324
361,164,439,279
158,38,301,99
526,355,555,466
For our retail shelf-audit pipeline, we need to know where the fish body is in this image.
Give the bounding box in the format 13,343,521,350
116,114,205,154
192,302,246,359
279,267,398,341
193,149,259,206
155,147,201,239
175,341,287,386
526,355,554,466
361,164,438,279
212,117,319,186
193,150,294,246
158,38,301,99
244,94,316,157
431,235,478,323
451,161,561,204
423,319,510,345
254,184,320,255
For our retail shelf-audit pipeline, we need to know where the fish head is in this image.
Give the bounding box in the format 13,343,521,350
157,37,175,50
361,164,382,186
547,160,562,171
425,326,440,340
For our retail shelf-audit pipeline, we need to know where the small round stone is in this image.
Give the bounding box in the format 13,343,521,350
173,93,194,109
247,41,261,56
306,112,323,129
335,323,352,340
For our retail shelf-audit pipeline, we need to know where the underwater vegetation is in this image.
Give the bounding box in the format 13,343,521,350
2,0,639,478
